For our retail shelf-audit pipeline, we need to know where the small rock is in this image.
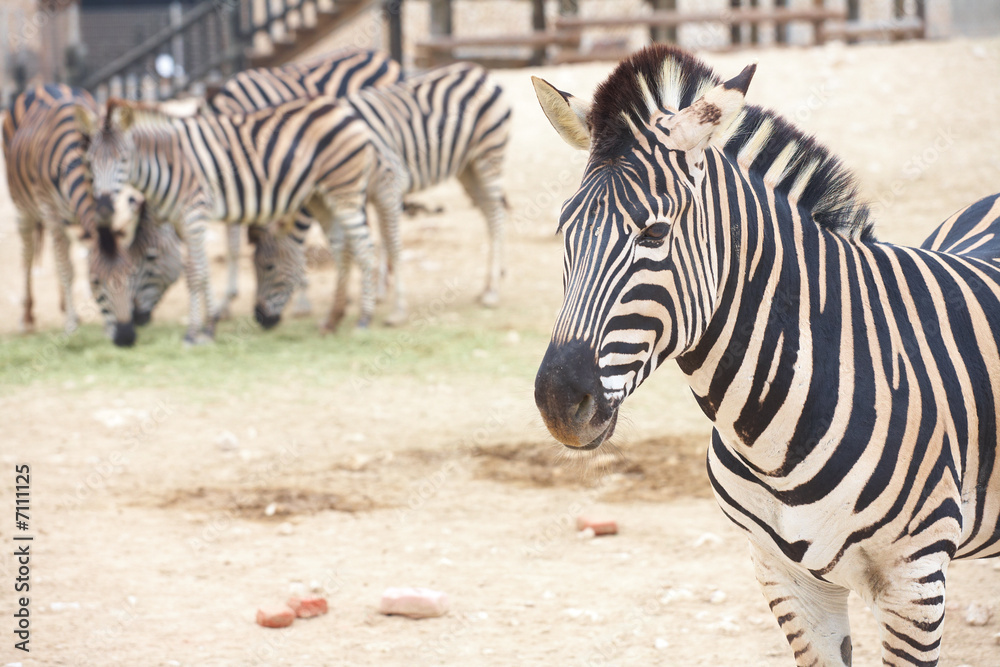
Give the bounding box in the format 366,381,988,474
693,532,722,548
277,522,294,536
379,587,449,618
964,603,992,627
50,602,80,612
654,637,670,650
576,516,617,536
660,587,694,604
577,527,596,540
287,596,328,619
709,590,727,604
256,604,295,628
288,581,309,597
214,430,239,451
264,503,277,517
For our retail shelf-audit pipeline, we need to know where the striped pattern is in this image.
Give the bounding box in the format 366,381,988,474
207,49,402,319
532,45,1000,666
254,61,512,327
81,94,377,344
3,84,177,345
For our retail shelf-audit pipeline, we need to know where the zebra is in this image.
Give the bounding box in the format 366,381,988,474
102,186,184,328
3,84,178,346
531,45,999,666
250,61,511,329
76,94,378,344
206,48,402,320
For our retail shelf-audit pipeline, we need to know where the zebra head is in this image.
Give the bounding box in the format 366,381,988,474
75,100,136,229
248,222,306,329
84,186,139,346
125,192,183,327
532,47,754,449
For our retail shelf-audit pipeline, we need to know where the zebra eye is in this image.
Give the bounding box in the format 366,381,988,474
265,263,276,272
145,251,158,261
639,222,670,244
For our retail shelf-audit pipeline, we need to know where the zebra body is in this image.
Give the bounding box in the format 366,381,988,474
252,61,511,328
207,49,402,321
532,46,999,666
79,95,377,343
3,84,177,345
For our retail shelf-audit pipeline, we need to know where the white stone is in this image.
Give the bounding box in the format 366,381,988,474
277,522,294,536
577,527,596,540
709,590,727,604
214,430,239,450
660,587,694,604
693,532,722,548
264,502,277,517
964,603,991,627
654,638,670,650
50,602,80,612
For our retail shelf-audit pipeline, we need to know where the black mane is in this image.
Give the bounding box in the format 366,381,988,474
589,45,874,241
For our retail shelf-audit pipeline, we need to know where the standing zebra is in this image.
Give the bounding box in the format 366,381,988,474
3,84,179,345
251,61,511,329
206,48,402,320
532,45,999,666
77,94,377,344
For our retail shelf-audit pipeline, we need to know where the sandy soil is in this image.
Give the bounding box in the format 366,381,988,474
2,38,1000,666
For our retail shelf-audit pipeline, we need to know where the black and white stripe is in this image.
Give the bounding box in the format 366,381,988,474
3,84,179,345
79,94,377,344
253,61,511,327
532,45,1000,666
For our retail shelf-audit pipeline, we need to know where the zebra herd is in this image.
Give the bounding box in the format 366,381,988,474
4,49,510,345
5,42,998,665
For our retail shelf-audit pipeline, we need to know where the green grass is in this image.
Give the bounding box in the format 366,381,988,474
0,313,547,395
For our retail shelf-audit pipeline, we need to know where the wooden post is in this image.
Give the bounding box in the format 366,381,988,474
892,0,905,40
749,0,758,44
846,0,859,44
775,0,787,44
729,0,741,46
649,0,677,44
530,0,545,66
385,0,403,65
813,0,826,45
915,0,927,38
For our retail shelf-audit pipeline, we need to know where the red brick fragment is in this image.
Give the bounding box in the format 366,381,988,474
287,596,328,618
256,603,295,628
379,587,450,618
576,516,618,536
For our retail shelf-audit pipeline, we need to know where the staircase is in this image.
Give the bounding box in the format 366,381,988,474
80,0,381,101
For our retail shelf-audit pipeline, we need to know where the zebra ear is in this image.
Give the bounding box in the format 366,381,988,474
74,104,99,137
667,63,755,155
107,99,135,133
531,76,591,151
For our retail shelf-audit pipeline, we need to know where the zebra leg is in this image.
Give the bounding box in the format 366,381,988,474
322,217,350,333
181,221,214,345
289,212,314,318
330,207,376,331
458,161,506,308
213,222,240,321
18,217,38,334
51,220,79,334
870,559,949,666
750,543,854,666
371,169,406,326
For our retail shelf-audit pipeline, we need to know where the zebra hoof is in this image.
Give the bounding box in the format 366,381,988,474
212,306,232,322
19,321,36,335
479,290,500,308
356,316,372,330
183,331,214,347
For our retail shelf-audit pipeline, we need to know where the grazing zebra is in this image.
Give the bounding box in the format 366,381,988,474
206,48,402,320
531,45,999,666
251,61,511,329
76,95,377,344
101,187,184,328
3,84,177,346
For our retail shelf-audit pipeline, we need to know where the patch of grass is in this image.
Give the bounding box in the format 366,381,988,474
0,312,548,395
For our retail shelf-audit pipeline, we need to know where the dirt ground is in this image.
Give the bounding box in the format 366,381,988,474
2,38,1000,666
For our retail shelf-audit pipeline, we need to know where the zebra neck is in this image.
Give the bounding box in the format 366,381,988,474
677,160,870,478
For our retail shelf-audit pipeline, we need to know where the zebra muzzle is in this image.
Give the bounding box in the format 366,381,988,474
534,339,618,449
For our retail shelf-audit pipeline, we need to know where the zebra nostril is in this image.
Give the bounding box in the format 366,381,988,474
574,394,596,423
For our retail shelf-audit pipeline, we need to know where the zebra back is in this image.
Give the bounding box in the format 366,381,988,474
347,62,512,192
921,192,1000,263
207,49,401,116
3,84,99,233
